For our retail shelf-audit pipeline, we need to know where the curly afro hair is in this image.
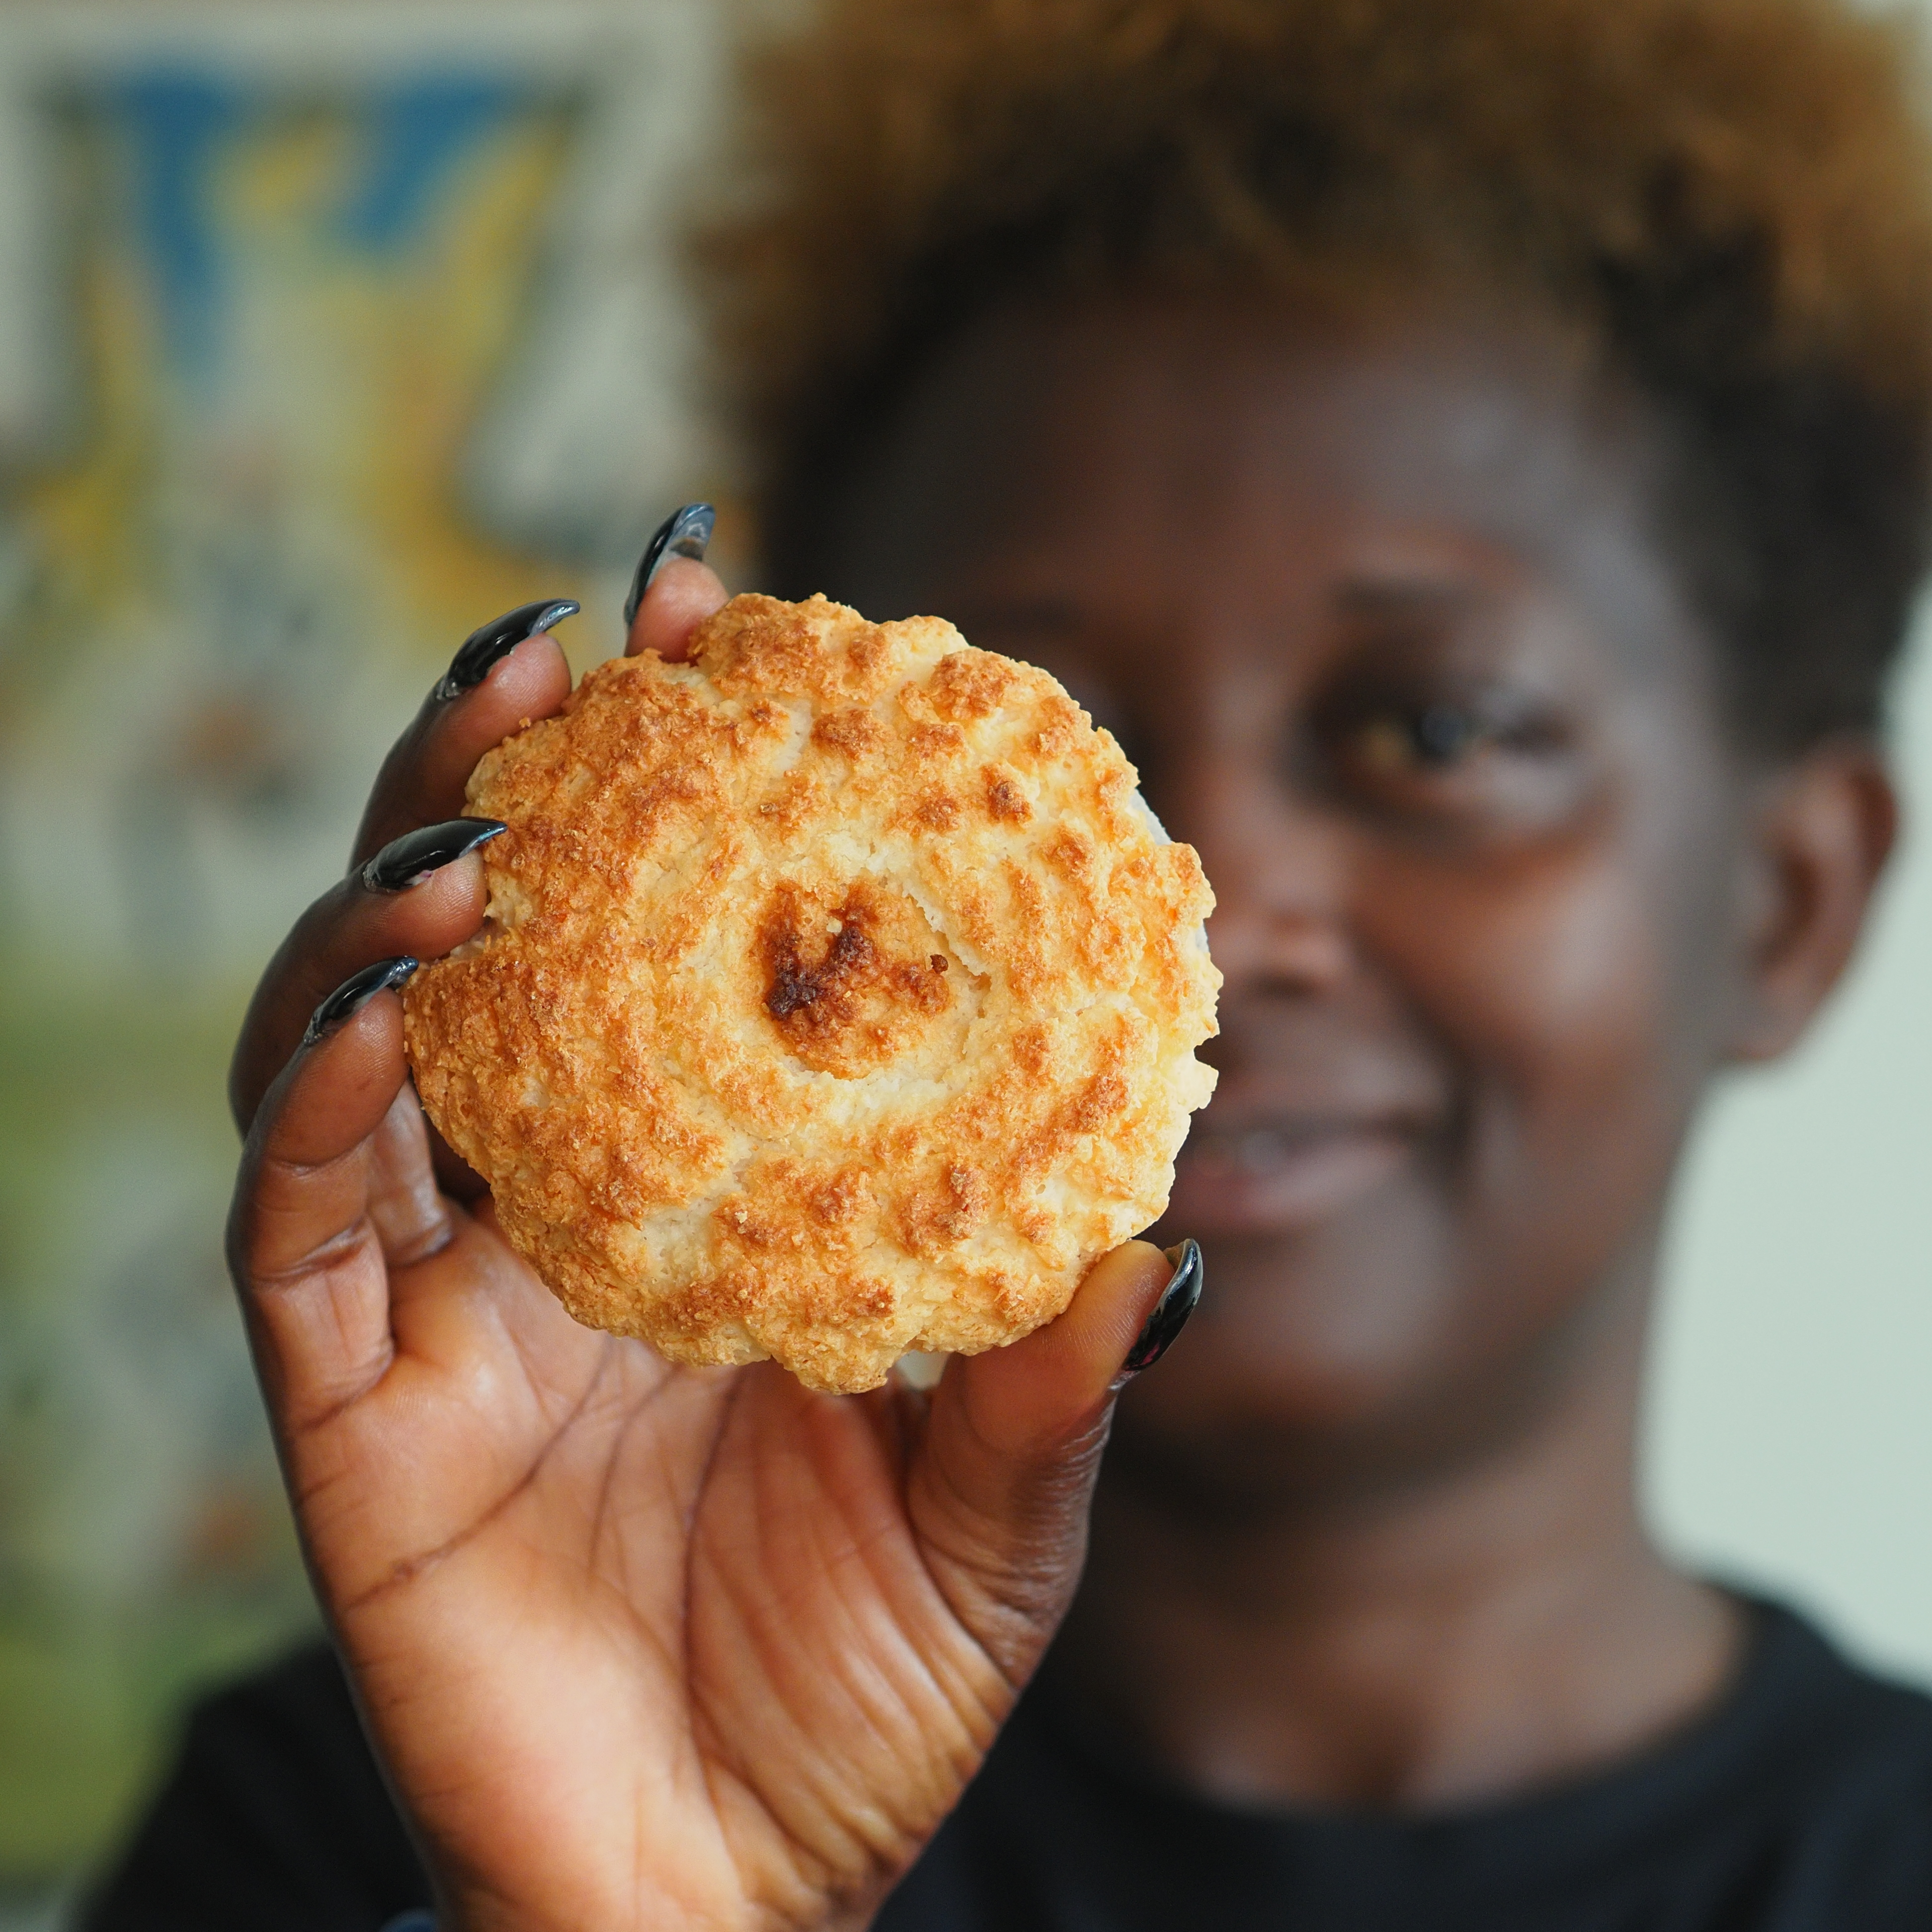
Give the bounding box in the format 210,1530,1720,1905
701,0,1932,753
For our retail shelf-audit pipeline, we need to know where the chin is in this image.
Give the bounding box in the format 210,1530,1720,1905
1109,1217,1593,1513
1143,1182,1458,1393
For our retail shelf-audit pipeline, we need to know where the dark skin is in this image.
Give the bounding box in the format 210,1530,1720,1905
225,286,1895,1927
826,289,1898,1810
225,493,1176,1932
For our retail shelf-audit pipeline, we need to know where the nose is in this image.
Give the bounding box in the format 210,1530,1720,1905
1167,747,1355,1000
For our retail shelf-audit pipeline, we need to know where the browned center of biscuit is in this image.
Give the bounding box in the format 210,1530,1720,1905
760,878,961,1079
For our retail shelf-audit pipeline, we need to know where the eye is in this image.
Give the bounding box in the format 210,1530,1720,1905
1314,679,1583,832
1353,702,1493,773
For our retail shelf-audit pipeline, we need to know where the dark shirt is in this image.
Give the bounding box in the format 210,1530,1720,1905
81,1599,1932,1931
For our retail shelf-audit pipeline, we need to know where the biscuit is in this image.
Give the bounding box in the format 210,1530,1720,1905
402,593,1219,1392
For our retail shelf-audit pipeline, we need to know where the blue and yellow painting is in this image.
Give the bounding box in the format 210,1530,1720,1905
0,5,724,1880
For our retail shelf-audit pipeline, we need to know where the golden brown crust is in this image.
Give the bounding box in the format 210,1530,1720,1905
403,593,1219,1392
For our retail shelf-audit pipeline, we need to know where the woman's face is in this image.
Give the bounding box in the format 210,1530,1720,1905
827,292,1757,1499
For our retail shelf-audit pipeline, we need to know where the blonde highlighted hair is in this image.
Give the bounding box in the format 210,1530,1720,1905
703,0,1932,748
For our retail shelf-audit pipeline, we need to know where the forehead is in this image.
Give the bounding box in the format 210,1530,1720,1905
838,290,1704,673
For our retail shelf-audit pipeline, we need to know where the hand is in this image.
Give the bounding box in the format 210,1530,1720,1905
226,554,1195,1932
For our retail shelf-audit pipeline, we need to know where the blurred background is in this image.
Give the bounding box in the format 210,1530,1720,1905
0,0,1924,1919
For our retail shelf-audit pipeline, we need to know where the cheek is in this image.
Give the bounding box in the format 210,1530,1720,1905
1135,840,1702,1447
1371,818,1718,1292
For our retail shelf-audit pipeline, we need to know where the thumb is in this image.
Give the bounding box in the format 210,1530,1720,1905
907,1238,1203,1682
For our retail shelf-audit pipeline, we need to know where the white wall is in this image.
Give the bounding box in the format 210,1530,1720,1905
1646,617,1932,1685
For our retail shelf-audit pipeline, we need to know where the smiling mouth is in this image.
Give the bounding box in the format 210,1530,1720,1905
1168,1113,1424,1233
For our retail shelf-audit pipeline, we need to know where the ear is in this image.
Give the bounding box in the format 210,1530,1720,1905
1725,739,1899,1064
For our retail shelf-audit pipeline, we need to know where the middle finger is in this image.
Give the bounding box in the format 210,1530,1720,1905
229,823,502,1133
350,601,579,869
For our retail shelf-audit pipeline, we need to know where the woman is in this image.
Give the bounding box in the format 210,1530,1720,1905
86,0,1932,1926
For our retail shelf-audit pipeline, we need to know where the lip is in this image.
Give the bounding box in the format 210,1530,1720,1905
1167,1112,1424,1235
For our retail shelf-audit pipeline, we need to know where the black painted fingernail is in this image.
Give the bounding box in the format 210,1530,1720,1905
360,818,506,893
302,957,419,1049
1122,1239,1203,1377
435,598,579,701
623,502,715,627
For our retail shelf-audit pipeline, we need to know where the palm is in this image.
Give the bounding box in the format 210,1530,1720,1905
253,1098,1095,1932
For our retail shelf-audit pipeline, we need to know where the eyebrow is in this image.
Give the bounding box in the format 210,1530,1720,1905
1333,579,1487,619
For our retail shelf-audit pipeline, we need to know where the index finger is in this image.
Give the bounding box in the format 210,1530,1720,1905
622,502,729,663
627,556,729,662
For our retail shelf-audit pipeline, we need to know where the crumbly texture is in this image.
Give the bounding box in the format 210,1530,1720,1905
403,593,1219,1392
